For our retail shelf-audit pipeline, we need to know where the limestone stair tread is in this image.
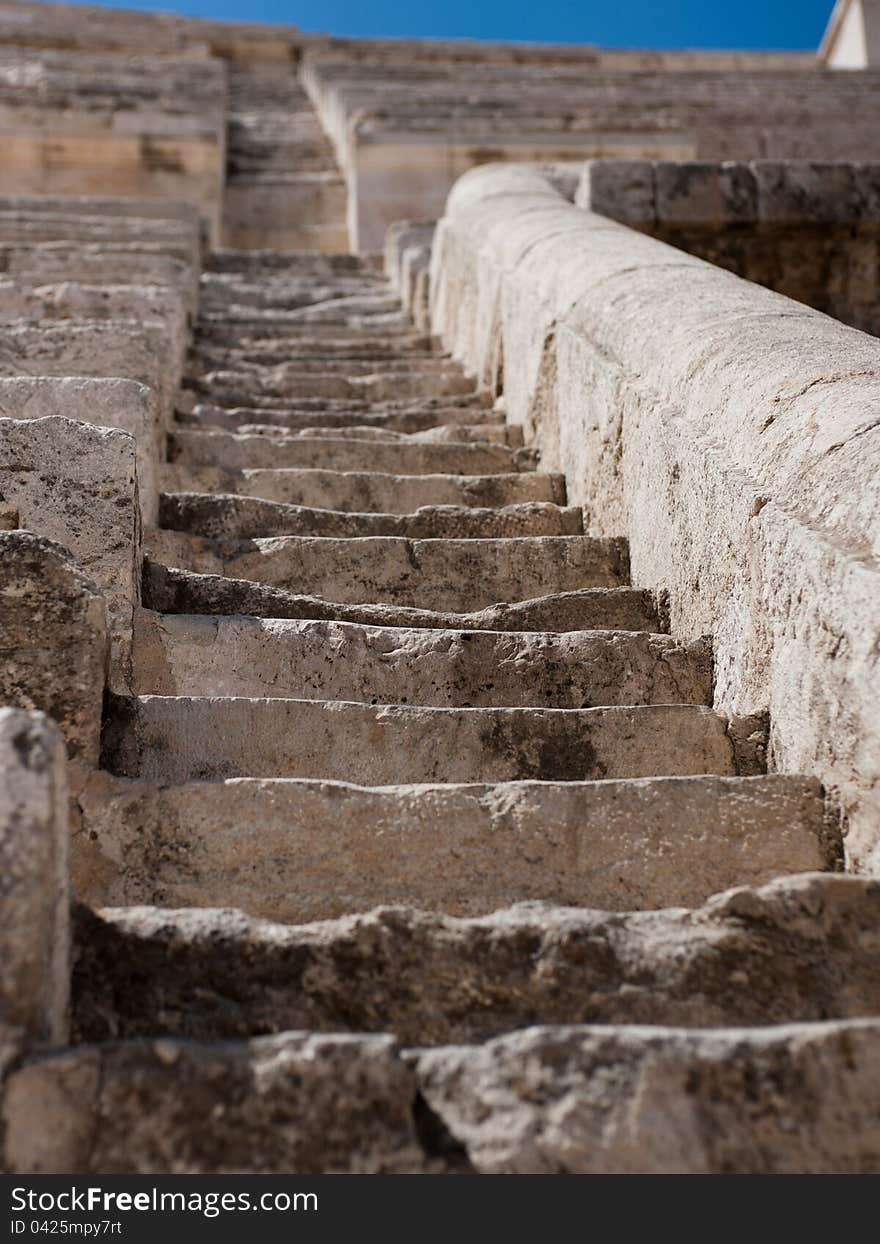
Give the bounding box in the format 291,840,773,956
167,427,520,474
131,609,713,707
158,493,582,539
158,465,562,512
141,531,629,607
100,696,759,784
142,561,662,633
73,772,825,920
9,1016,878,1173
70,873,875,1046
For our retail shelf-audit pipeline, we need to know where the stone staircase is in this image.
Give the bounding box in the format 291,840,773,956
222,67,348,251
7,247,880,1176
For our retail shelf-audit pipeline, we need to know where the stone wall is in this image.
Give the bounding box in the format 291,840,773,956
429,162,880,871
578,159,880,335
0,50,227,242
303,50,880,249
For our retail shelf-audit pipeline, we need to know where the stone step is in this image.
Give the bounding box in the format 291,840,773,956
143,562,661,633
2,1032,426,1174
179,387,496,414
168,429,519,475
180,403,505,435
8,1017,876,1174
188,369,476,402
194,325,434,351
74,771,821,922
413,1019,880,1174
200,307,412,332
142,533,628,609
192,354,460,377
158,466,564,513
195,424,519,447
159,494,582,539
131,611,713,708
206,252,374,276
101,697,754,784
190,346,452,369
71,873,869,1047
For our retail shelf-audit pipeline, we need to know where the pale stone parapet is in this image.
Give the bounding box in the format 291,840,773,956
429,161,880,870
0,708,70,1050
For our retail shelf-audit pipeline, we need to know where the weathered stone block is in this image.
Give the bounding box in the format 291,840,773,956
0,377,159,525
0,532,107,776
2,1033,424,1174
414,1019,880,1173
0,709,69,1049
576,159,656,224
0,417,139,688
654,160,757,225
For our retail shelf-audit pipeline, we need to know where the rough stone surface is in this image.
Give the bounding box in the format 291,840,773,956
0,533,107,776
0,417,139,687
413,1020,880,1173
142,561,661,632
101,697,744,785
71,872,869,1045
2,1032,426,1174
142,532,628,609
72,771,826,920
0,377,160,525
159,493,582,539
0,709,69,1046
1,14,876,1173
131,611,713,708
159,463,565,512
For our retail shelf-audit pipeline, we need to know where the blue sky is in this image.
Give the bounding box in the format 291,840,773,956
72,0,836,49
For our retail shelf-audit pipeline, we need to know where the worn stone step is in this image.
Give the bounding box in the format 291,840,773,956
192,355,460,378
180,405,505,435
184,422,518,447
190,345,451,369
142,534,628,608
194,325,434,351
8,1017,877,1174
2,1032,426,1175
159,494,582,539
101,698,754,784
74,771,820,922
168,429,516,475
158,465,564,512
131,612,713,708
413,1019,880,1174
71,873,869,1046
143,562,661,633
189,369,476,403
180,404,505,435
